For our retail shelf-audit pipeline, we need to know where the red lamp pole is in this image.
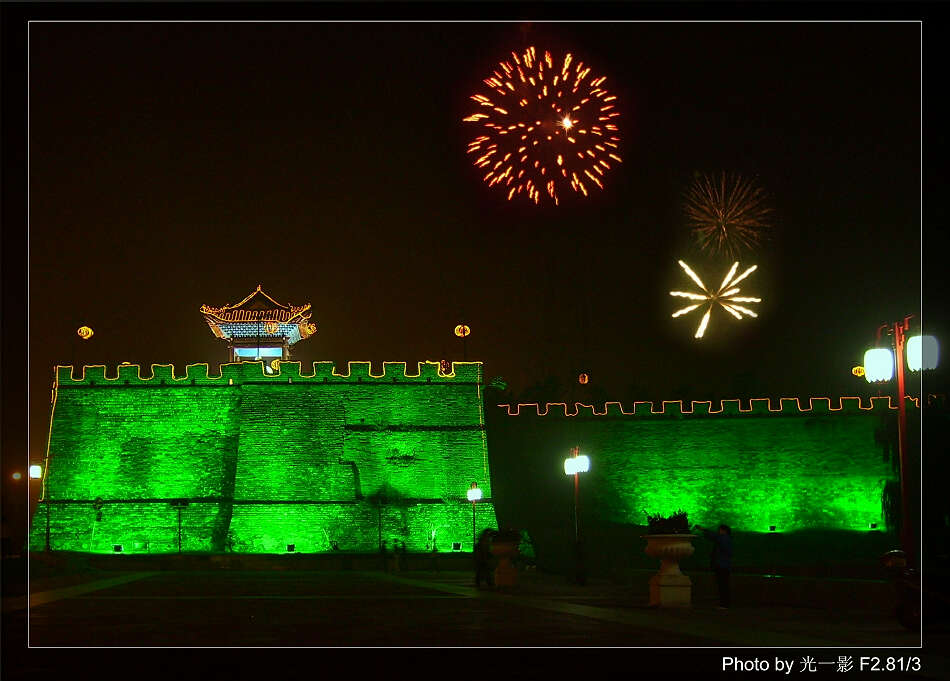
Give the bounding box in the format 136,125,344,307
892,317,913,565
878,316,914,566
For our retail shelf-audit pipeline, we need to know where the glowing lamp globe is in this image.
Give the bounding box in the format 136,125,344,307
77,326,94,340
564,455,591,475
29,465,42,479
454,324,471,338
851,366,865,378
12,472,22,480
578,373,589,385
467,487,483,502
863,348,894,383
907,335,939,372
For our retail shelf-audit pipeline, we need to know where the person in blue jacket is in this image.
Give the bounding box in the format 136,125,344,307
694,523,732,609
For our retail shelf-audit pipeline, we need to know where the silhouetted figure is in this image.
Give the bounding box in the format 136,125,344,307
574,537,587,586
398,541,408,571
474,529,495,588
695,524,732,608
388,539,400,572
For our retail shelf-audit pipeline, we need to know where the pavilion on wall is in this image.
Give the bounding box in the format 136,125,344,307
200,285,316,370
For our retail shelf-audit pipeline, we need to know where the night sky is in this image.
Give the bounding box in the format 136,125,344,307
24,20,933,464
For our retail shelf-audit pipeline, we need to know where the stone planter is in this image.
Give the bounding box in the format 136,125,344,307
491,539,519,587
643,534,696,607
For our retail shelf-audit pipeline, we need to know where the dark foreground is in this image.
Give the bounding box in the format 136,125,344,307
3,555,949,679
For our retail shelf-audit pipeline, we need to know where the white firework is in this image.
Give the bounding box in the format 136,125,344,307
670,260,762,338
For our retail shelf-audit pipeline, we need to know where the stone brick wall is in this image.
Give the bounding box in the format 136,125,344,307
30,361,496,554
487,397,908,535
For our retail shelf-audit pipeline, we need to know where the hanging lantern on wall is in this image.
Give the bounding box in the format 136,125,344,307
578,373,590,385
851,366,865,377
77,326,94,340
264,321,279,334
454,324,471,338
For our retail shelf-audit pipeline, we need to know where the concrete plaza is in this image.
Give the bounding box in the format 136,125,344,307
3,555,948,679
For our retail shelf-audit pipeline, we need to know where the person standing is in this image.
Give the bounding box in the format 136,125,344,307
474,529,495,588
695,523,732,609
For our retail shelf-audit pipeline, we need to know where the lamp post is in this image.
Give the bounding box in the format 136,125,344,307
467,482,482,551
864,316,939,566
170,500,190,554
563,446,590,584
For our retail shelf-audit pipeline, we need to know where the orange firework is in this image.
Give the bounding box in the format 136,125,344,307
463,46,622,206
684,172,773,256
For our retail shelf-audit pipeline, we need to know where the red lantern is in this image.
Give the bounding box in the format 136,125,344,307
578,373,589,385
454,324,471,338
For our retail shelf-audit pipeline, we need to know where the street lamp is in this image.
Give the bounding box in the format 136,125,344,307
863,316,939,565
169,499,190,554
563,446,590,584
467,482,482,551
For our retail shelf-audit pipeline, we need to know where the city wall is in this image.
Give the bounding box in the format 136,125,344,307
30,361,495,554
485,397,910,570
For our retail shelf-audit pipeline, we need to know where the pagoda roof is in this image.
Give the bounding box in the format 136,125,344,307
200,285,316,342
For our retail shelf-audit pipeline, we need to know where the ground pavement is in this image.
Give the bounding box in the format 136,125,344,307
3,559,948,678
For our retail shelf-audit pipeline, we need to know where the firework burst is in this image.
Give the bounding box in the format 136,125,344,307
463,46,621,206
684,172,773,256
670,260,762,339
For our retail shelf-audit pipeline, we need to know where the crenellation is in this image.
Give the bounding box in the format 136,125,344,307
780,398,805,413
149,364,178,383
633,402,655,416
497,395,914,418
55,361,481,386
661,400,684,416
719,399,742,415
82,365,107,384
118,363,144,382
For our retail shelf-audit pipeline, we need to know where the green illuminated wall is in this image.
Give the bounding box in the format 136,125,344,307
488,398,907,534
30,361,495,554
